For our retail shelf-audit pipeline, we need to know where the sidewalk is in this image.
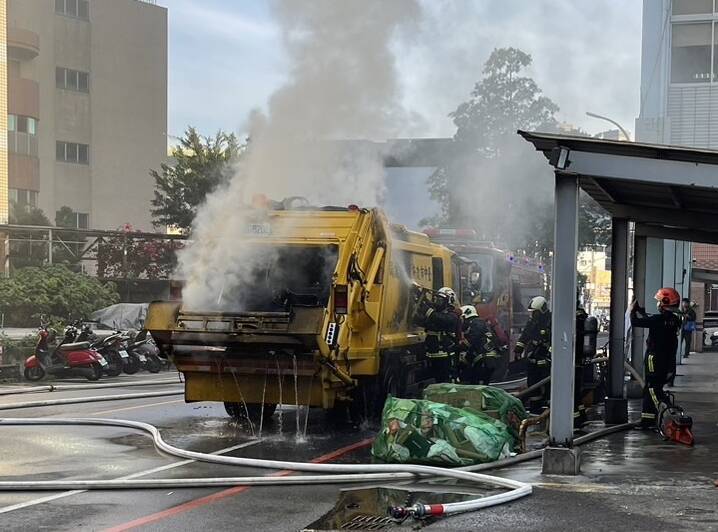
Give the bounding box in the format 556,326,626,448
432,351,718,531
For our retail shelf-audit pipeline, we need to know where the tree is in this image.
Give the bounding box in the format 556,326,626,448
96,224,181,280
53,205,86,270
150,127,244,232
8,205,52,269
450,47,558,155
0,265,119,326
427,47,610,258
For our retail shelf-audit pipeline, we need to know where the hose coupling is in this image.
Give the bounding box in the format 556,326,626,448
388,503,445,520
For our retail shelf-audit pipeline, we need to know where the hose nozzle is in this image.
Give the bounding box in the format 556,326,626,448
388,503,445,520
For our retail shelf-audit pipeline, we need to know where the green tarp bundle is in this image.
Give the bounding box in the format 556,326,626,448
422,383,527,443
371,396,513,466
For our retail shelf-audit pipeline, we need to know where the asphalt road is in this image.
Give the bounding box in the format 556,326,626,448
1,354,717,531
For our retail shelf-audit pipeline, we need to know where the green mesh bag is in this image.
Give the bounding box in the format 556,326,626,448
422,383,527,444
371,396,513,466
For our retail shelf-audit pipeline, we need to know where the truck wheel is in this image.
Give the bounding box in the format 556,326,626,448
24,366,45,381
224,402,277,424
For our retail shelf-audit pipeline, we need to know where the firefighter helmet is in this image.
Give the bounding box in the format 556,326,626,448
655,287,680,309
461,305,478,320
528,296,548,313
438,287,457,306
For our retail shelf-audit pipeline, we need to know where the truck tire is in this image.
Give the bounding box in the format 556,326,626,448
224,402,277,424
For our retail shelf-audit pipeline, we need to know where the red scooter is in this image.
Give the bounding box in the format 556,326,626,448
24,324,107,381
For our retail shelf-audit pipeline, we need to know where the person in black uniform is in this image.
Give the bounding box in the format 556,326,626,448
630,287,682,429
415,286,462,383
460,305,499,384
514,296,552,414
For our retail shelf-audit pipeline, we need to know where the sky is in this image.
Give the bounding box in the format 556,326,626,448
165,0,643,141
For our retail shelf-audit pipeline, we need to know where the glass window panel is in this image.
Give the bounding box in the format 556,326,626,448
27,118,36,136
56,67,65,88
672,0,713,16
78,0,89,20
66,142,78,162
77,213,89,229
8,189,17,203
8,114,15,132
671,23,712,83
29,191,38,207
16,116,27,133
78,71,89,92
69,70,79,90
56,141,65,161
78,143,89,164
67,0,77,17
55,0,65,14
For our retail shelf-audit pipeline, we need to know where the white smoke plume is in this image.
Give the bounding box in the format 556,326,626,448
178,0,423,310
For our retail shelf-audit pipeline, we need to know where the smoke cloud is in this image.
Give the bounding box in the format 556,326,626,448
177,0,423,310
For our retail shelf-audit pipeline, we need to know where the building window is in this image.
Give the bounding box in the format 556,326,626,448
671,23,712,83
56,67,89,93
56,210,89,229
56,141,89,164
672,0,713,16
55,0,89,20
8,115,38,135
9,188,38,209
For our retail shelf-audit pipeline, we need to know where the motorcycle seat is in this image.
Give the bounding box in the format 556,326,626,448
57,341,91,351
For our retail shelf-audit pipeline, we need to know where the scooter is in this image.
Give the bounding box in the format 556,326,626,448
76,324,139,376
123,329,162,373
24,324,108,381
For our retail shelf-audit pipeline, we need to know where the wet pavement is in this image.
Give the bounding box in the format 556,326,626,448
0,354,716,531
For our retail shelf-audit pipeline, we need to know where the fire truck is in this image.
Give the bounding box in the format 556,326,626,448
423,228,548,379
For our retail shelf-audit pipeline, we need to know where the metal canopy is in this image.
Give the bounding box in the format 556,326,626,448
515,130,718,472
518,130,718,242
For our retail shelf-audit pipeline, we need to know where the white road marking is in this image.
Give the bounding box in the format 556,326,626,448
0,439,260,515
88,399,185,416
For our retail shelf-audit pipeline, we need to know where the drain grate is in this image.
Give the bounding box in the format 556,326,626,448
340,514,396,530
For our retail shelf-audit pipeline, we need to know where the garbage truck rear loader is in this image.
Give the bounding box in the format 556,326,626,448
146,206,458,420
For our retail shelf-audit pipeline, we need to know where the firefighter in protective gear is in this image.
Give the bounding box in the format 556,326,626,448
416,286,461,383
574,304,588,428
460,305,499,385
631,288,682,429
514,296,551,413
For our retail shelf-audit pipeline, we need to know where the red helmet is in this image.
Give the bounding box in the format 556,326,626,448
655,287,680,308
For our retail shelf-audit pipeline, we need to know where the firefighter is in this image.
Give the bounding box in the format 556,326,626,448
574,304,588,428
631,288,682,429
514,296,552,413
418,286,462,383
460,305,499,384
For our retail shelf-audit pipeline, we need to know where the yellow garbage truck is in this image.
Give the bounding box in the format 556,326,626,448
146,204,481,420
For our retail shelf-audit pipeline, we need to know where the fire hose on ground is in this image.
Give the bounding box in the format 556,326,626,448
0,388,639,521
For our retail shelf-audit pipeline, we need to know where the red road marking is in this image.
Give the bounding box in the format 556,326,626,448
104,437,374,532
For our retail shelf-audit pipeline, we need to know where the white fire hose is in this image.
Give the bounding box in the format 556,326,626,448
0,389,636,520
0,416,531,520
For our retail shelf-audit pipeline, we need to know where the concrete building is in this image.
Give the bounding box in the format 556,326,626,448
635,0,696,313
6,0,167,230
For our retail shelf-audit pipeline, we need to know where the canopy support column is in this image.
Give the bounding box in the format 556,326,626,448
542,171,581,475
606,217,629,424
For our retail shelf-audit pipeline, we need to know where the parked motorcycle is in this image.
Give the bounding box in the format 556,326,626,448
24,324,107,381
76,323,140,376
123,329,162,373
